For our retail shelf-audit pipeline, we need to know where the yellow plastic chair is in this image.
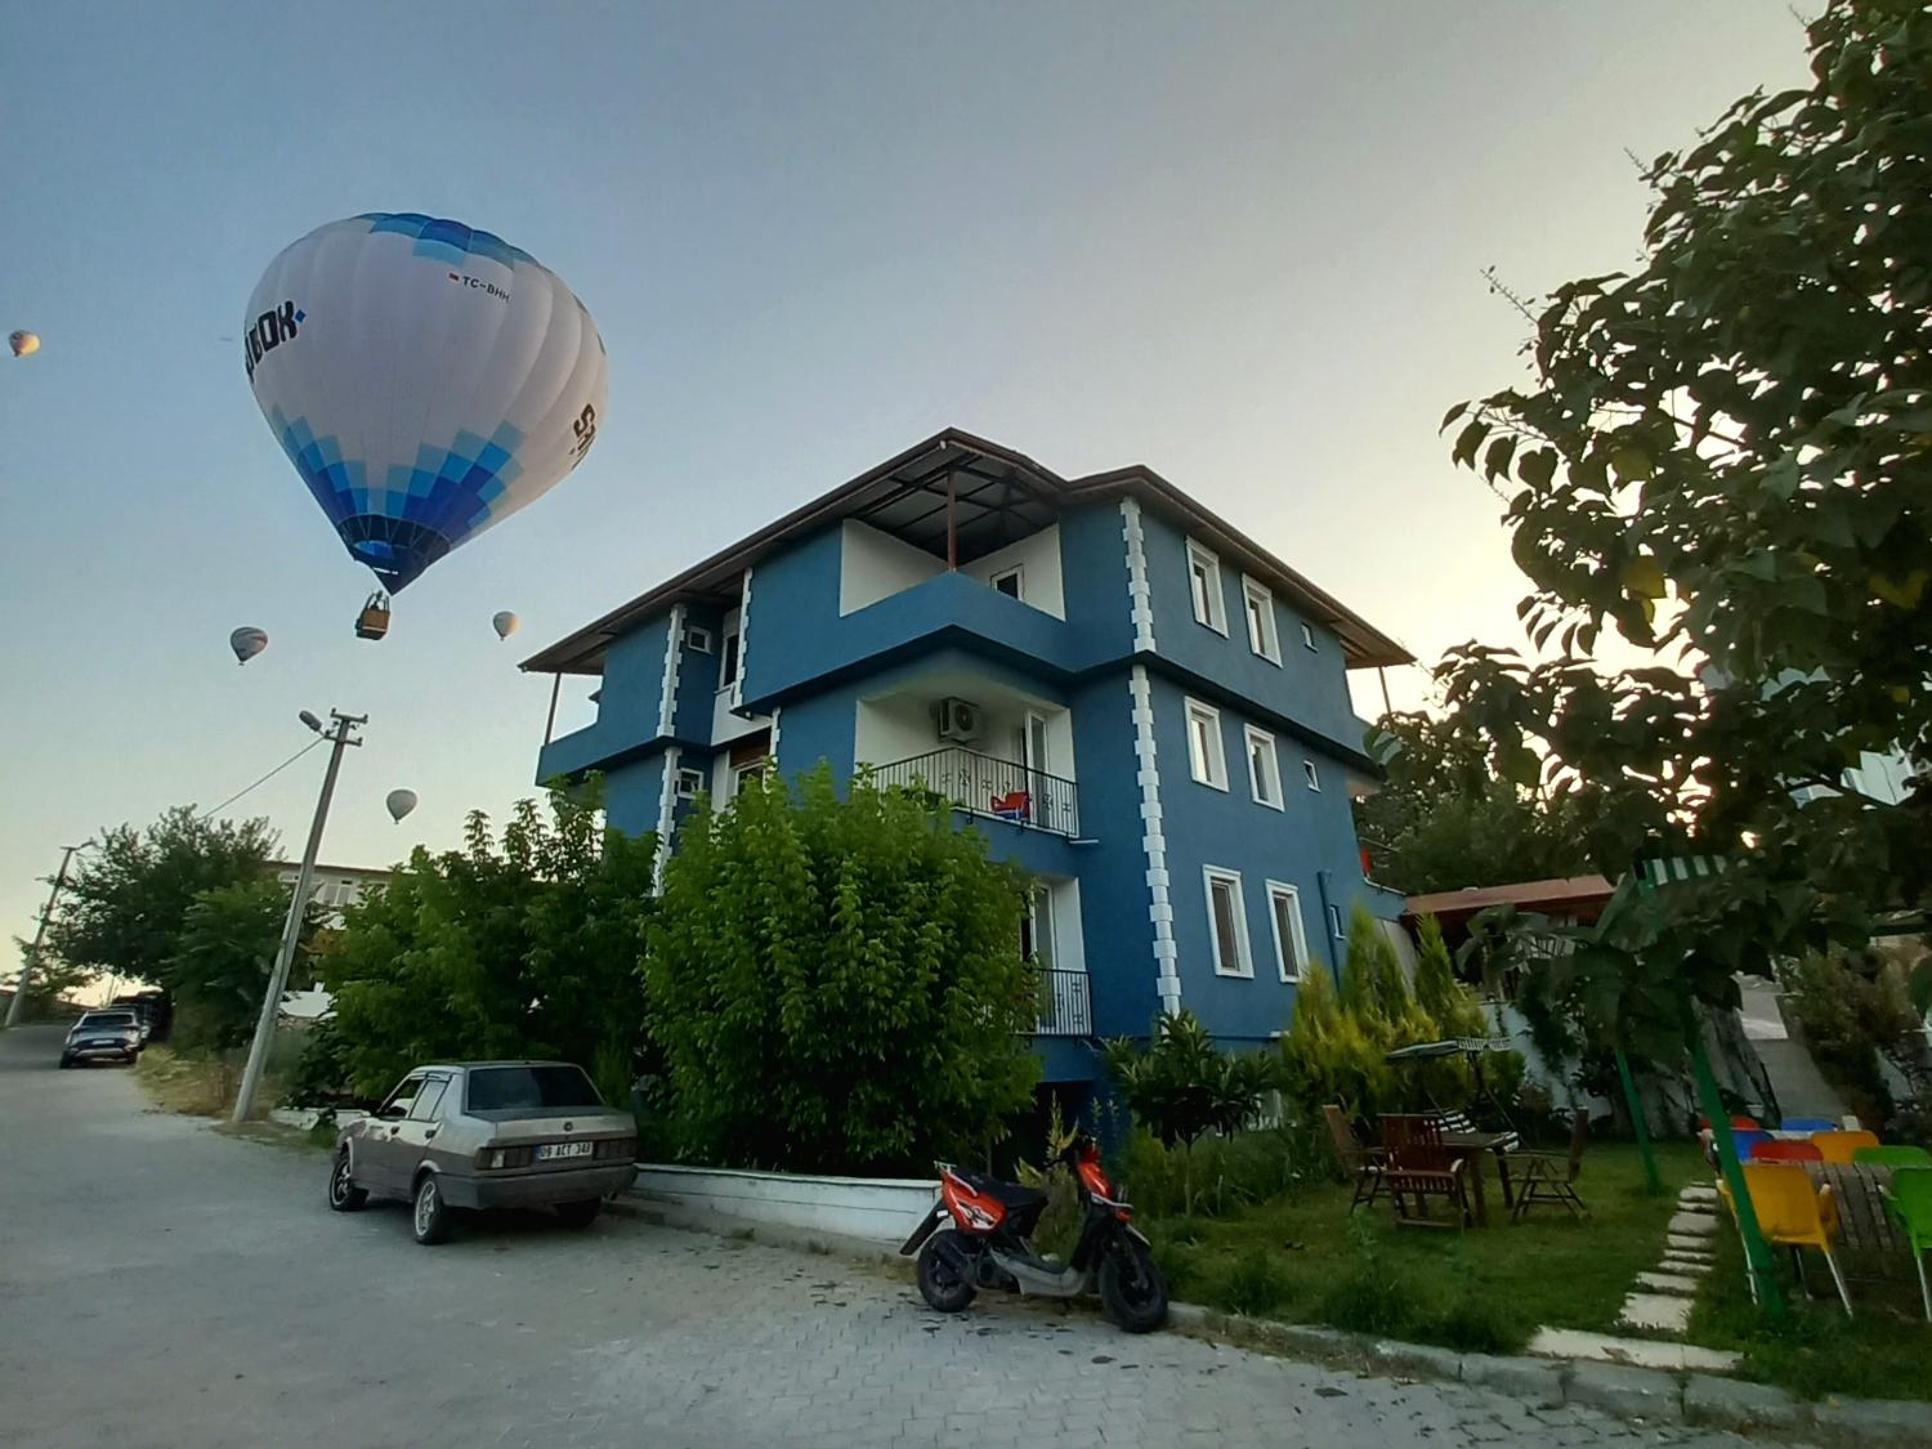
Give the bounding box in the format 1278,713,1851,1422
1813,1129,1881,1163
1716,1163,1852,1315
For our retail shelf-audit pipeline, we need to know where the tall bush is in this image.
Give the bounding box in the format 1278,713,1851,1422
643,765,1039,1174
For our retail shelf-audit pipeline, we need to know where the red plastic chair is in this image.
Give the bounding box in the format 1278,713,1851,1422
989,790,1030,823
1751,1139,1824,1163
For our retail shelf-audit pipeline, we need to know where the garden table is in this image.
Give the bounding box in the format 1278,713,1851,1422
1438,1130,1517,1227
1803,1160,1902,1255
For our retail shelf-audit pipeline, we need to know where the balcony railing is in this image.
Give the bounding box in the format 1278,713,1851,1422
870,746,1080,838
1036,967,1093,1037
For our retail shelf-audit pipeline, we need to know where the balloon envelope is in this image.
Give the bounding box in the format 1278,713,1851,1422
9,330,39,358
385,788,418,824
229,626,268,665
492,610,520,640
244,213,608,594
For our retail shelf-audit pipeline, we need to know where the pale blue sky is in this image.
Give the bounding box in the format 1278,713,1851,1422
1,2,1810,978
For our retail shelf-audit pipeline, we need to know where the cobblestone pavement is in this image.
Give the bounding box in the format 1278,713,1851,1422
0,1026,1779,1447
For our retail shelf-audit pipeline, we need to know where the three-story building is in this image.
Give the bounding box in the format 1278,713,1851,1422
524,430,1409,1085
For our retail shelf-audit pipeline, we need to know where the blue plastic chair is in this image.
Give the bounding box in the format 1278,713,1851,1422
1781,1116,1839,1133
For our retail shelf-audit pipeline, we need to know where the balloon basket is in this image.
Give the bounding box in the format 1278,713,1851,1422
355,592,391,641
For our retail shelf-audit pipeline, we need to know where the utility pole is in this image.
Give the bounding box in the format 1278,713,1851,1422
232,710,364,1123
5,844,83,1029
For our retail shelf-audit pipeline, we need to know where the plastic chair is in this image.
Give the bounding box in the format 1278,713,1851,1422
1883,1167,1932,1321
1780,1116,1839,1133
1813,1129,1881,1164
1751,1139,1824,1163
1724,1128,1772,1163
1854,1145,1932,1169
1716,1163,1852,1315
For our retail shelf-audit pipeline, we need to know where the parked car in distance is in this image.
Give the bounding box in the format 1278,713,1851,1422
328,1061,638,1245
60,1010,144,1068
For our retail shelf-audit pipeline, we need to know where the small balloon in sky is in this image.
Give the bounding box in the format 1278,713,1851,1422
385,788,418,824
229,627,269,665
492,610,520,641
9,330,39,358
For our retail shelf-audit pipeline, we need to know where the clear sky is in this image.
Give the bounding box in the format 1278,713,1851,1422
0,2,1812,981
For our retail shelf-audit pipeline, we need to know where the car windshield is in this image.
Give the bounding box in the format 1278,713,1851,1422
78,1013,135,1028
465,1065,603,1111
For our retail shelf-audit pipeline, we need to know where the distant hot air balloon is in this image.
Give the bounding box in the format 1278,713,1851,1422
9,330,39,358
242,214,608,638
492,610,520,641
229,626,269,665
385,789,418,824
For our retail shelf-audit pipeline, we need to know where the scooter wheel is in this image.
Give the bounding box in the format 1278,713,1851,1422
916,1230,978,1313
1099,1238,1169,1333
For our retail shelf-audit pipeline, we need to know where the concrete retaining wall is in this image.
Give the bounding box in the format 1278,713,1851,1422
631,1164,937,1245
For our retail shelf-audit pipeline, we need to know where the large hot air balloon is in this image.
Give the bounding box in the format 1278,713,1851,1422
229,626,269,665
9,330,39,358
492,610,520,641
243,214,608,632
385,789,418,824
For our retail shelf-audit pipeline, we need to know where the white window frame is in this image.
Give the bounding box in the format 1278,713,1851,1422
1184,698,1228,791
1186,539,1227,635
675,767,704,799
685,624,714,654
988,565,1024,602
1300,621,1317,651
1241,575,1281,665
1244,725,1283,810
719,626,742,696
1303,759,1322,792
1202,865,1253,978
1265,881,1309,982
1328,903,1345,940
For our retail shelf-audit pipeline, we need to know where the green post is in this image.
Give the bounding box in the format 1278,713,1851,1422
1613,1048,1663,1196
1690,1027,1783,1315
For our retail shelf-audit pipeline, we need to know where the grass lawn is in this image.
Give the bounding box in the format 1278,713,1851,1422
1687,1218,1932,1403
1140,1141,1707,1355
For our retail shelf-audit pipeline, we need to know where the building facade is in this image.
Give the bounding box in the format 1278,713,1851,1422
525,431,1409,1084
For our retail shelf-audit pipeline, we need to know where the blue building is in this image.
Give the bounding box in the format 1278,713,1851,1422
523,430,1410,1086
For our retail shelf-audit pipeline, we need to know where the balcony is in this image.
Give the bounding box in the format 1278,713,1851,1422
870,745,1080,838
1036,967,1093,1037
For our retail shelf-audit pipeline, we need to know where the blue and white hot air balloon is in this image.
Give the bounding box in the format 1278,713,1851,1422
244,214,607,633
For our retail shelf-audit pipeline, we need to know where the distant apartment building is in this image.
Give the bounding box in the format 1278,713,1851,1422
271,861,391,924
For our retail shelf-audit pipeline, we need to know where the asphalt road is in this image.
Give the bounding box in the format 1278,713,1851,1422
0,1025,1762,1447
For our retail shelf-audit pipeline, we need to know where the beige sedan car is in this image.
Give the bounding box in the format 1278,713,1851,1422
328,1061,637,1244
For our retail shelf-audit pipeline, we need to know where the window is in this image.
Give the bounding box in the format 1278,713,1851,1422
1019,886,1055,969
464,1065,604,1111
1186,540,1227,634
1242,576,1281,664
1245,725,1283,809
732,762,766,796
1202,866,1252,977
685,624,714,654
1328,903,1345,940
378,1073,425,1118
1265,882,1309,982
989,566,1023,601
1300,621,1317,651
408,1077,449,1121
1184,699,1228,790
675,767,704,799
1303,759,1322,792
719,629,741,692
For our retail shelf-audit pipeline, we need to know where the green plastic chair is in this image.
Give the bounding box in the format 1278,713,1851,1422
1855,1145,1932,1169
1884,1167,1932,1322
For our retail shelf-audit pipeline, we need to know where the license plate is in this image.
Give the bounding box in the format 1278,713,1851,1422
534,1140,594,1162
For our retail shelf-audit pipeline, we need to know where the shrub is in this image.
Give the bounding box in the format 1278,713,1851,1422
1219,1247,1292,1318
1316,1215,1415,1337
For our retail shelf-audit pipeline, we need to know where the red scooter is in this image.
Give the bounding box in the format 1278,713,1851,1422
899,1133,1168,1333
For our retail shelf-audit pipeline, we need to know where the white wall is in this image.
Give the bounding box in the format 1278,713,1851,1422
959,524,1066,620
1047,876,1086,976
854,694,940,768
839,520,944,615
632,1164,938,1246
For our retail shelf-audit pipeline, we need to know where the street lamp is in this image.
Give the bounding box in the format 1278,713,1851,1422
231,709,365,1123
4,841,93,1029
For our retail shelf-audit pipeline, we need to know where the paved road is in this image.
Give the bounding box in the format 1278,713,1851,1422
0,1026,1761,1448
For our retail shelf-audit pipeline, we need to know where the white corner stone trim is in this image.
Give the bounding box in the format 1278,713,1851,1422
652,745,682,892
1129,665,1180,1016
732,567,753,711
655,602,687,739
768,705,782,766
1119,498,1157,655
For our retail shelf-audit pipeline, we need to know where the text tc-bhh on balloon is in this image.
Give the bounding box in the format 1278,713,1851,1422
243,214,609,639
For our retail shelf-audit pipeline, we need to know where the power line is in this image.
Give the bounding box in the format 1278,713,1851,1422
200,737,326,821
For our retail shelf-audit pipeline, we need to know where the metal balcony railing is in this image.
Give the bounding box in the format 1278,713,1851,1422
869,746,1080,837
1036,967,1093,1037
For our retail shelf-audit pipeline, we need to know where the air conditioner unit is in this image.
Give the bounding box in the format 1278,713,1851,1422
936,697,982,744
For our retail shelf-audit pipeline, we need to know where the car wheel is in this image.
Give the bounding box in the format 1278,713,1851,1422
411,1173,453,1245
58,1054,74,1069
554,1199,601,1230
328,1150,368,1213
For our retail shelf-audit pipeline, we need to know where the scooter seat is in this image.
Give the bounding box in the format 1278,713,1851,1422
953,1169,1048,1213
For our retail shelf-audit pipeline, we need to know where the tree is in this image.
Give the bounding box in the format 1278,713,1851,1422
320,787,657,1105
167,879,320,1055
1356,711,1593,894
643,765,1040,1175
1435,0,1932,1044
47,808,278,992
1413,915,1488,1039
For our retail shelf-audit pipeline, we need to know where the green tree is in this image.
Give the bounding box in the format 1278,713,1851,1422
47,808,278,993
167,878,321,1055
321,787,657,1104
1436,0,1932,1047
1414,915,1487,1039
643,765,1039,1174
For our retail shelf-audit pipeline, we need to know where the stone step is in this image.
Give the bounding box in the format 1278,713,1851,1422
1667,1233,1718,1254
1617,1292,1694,1334
1681,1184,1719,1203
1667,1211,1718,1236
1527,1327,1740,1373
1635,1270,1702,1296
1659,1254,1713,1275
